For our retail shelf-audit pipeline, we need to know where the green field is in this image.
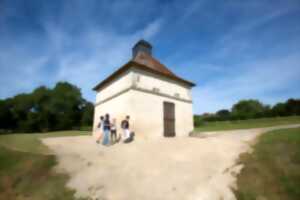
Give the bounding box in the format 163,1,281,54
195,116,300,132
1,118,300,200
0,131,89,200
0,131,89,154
234,127,300,200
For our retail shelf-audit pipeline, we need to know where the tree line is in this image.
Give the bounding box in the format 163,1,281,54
0,82,94,133
194,99,300,126
1,82,299,132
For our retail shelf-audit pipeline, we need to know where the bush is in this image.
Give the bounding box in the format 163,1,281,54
194,115,204,127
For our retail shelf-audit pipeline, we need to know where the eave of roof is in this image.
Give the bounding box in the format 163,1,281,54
93,61,195,91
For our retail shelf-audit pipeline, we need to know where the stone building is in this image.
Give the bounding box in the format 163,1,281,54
93,40,195,139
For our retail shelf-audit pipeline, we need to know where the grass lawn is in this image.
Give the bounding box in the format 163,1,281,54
195,116,300,132
0,130,89,200
234,127,300,200
0,131,89,154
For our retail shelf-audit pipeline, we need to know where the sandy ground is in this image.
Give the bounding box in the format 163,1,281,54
42,124,300,200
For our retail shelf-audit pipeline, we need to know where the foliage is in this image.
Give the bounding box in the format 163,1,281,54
232,99,268,119
0,82,94,133
196,98,300,124
80,101,94,127
234,127,300,200
194,116,300,132
216,109,231,121
193,115,204,127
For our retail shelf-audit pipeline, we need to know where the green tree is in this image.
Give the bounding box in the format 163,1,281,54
10,94,34,131
232,99,268,120
31,86,53,132
272,102,287,117
216,109,231,121
81,101,94,126
0,99,15,131
285,98,300,115
49,82,84,130
0,81,93,133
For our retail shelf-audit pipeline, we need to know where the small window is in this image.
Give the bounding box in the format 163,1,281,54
136,75,140,82
152,87,160,93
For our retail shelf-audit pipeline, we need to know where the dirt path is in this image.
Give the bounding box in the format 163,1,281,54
42,124,300,200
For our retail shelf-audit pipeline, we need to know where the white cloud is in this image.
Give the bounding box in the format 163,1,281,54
1,0,299,114
193,53,300,113
0,7,163,101
219,7,295,45
141,18,164,39
43,18,163,101
207,2,300,61
0,48,49,97
179,0,207,22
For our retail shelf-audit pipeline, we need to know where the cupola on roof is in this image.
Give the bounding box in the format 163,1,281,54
132,39,152,58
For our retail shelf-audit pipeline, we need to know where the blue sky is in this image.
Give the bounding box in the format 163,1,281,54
0,0,300,114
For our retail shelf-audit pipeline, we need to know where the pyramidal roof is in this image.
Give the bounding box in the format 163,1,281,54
132,50,176,77
93,40,195,91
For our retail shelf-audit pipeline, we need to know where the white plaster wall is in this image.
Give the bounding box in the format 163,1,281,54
129,90,194,139
93,89,193,139
133,68,192,101
95,70,133,103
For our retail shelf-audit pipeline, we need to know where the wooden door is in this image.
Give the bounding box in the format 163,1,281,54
163,102,175,137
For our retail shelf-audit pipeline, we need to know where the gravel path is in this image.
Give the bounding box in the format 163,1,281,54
42,124,300,200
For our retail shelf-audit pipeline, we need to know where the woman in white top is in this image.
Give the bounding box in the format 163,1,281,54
96,116,104,144
110,118,117,144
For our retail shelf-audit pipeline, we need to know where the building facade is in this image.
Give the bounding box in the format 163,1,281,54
93,40,195,139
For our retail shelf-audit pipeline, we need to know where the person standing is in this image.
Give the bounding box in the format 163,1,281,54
96,116,104,144
110,118,117,144
121,115,130,141
102,114,111,145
